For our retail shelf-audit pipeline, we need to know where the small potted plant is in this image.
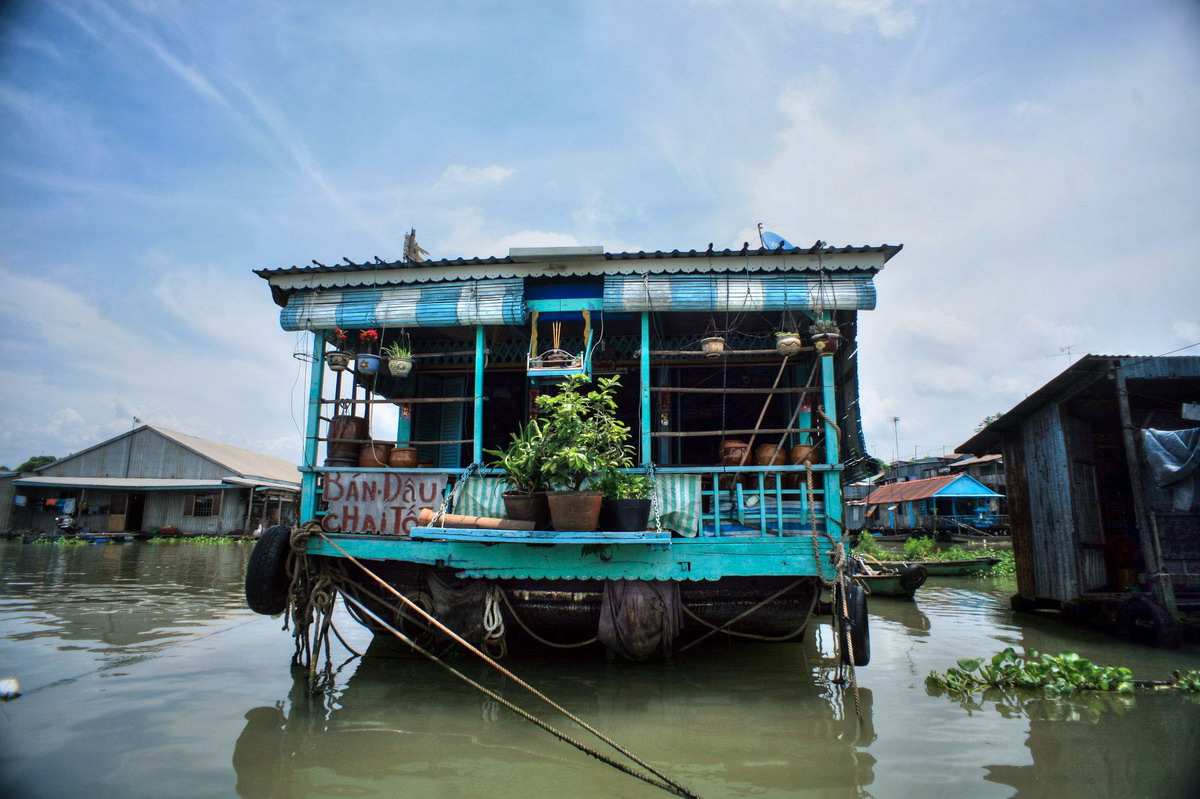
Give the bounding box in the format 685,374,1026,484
809,320,841,356
775,330,802,356
595,470,654,532
382,335,414,377
484,419,551,528
355,329,382,374
326,328,353,372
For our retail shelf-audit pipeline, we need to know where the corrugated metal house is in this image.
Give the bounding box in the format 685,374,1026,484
860,473,1003,531
1,425,299,536
960,355,1200,645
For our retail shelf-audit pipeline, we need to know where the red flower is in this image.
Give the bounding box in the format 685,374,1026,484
332,328,348,342
358,329,380,342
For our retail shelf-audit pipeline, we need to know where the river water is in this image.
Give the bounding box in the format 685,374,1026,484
1,540,1198,799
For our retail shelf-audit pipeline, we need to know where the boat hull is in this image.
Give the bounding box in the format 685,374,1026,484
329,556,819,654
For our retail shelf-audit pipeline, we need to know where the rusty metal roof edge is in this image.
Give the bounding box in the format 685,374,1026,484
253,243,903,280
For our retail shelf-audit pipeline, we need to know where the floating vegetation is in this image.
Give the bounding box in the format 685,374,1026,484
147,535,248,545
928,647,1200,698
852,533,1015,576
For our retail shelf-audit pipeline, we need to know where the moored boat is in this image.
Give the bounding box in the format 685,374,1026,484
876,557,1000,577
246,238,902,663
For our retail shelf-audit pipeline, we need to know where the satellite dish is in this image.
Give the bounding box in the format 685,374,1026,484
760,231,796,250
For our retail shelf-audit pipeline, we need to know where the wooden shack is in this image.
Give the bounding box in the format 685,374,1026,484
960,355,1200,646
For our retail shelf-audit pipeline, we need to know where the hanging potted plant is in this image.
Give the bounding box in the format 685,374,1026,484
484,419,551,529
355,329,382,374
809,320,841,356
774,330,803,356
595,470,655,532
382,334,414,377
700,336,726,357
326,328,353,372
537,374,634,532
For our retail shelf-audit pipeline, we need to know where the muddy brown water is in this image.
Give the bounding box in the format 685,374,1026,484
1,540,1198,798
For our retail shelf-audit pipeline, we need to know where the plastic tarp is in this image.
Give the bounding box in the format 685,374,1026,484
1142,428,1200,487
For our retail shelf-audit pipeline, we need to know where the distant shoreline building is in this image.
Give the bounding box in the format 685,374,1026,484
0,425,299,536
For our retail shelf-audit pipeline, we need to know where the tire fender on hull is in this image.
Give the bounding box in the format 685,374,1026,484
245,525,293,615
836,582,871,667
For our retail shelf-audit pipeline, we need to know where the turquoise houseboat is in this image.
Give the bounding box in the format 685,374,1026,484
250,241,901,661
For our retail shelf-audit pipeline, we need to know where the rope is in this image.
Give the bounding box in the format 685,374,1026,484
677,580,803,653
497,588,598,649
341,594,699,798
315,531,701,799
483,584,508,658
680,603,808,642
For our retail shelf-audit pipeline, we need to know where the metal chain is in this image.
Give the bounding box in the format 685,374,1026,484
646,461,664,534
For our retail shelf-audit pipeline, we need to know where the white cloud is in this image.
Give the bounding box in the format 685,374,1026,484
704,0,921,38
438,165,516,187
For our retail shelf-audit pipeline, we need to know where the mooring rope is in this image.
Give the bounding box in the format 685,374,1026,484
497,588,599,649
315,531,702,799
677,579,804,653
340,594,698,798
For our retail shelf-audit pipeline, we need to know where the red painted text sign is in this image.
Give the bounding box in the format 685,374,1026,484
321,471,448,536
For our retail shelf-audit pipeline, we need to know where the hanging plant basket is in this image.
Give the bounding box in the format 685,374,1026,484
387,356,414,377
775,332,803,356
812,333,841,356
355,353,382,374
326,351,353,372
700,336,726,357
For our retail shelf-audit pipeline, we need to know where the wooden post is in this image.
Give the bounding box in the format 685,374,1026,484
1113,364,1176,613
301,331,326,521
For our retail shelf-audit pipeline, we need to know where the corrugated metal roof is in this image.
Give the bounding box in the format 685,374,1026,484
151,427,300,485
34,425,300,486
256,244,903,302
863,473,1002,504
959,355,1200,454
13,477,229,490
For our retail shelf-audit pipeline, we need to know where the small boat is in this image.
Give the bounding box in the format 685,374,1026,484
876,557,1000,576
858,563,927,598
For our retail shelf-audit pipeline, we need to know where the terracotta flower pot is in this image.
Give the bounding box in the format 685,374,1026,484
501,491,552,530
546,491,603,532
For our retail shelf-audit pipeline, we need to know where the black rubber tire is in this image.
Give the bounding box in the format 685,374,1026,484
836,582,871,666
1120,595,1182,649
245,525,293,615
899,564,928,594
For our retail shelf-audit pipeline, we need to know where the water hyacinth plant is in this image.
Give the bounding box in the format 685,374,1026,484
927,647,1136,697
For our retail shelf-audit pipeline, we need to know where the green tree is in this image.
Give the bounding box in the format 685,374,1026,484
15,455,56,472
974,413,1003,432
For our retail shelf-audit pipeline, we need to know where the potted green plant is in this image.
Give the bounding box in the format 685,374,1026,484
484,419,551,528
326,328,353,372
536,374,634,531
595,470,654,532
382,336,414,377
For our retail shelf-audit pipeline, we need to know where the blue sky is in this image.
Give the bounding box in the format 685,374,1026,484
1,0,1198,468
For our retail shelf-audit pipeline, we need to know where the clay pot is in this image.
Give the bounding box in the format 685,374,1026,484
546,491,604,532
775,332,803,356
388,446,419,468
754,444,786,467
358,442,392,468
326,415,368,466
812,333,841,356
719,439,750,466
789,444,821,465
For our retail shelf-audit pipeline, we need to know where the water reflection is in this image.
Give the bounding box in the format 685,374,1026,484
231,639,878,798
